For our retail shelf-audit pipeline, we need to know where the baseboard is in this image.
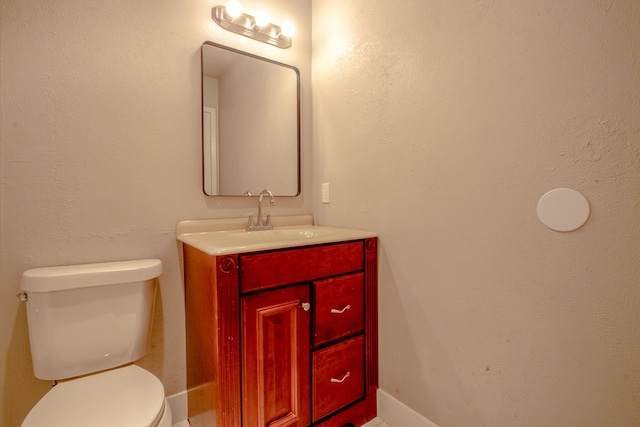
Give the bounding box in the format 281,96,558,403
167,390,188,425
168,387,439,427
377,389,440,427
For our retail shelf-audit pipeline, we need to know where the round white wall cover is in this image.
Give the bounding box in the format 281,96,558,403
537,188,590,232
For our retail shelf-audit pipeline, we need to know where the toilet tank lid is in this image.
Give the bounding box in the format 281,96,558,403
21,259,163,293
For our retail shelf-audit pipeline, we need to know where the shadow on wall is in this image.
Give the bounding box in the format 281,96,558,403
137,278,167,386
3,302,50,426
377,244,481,427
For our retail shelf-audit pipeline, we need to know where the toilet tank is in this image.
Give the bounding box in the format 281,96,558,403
20,259,163,380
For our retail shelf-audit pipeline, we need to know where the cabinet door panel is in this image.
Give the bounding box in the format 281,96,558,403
242,285,311,427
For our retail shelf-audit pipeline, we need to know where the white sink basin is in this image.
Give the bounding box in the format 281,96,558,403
218,227,333,243
177,225,376,255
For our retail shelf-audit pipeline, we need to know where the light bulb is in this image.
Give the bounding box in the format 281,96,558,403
255,10,269,27
281,21,295,37
225,1,242,18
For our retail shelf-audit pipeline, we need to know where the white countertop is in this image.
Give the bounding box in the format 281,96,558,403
177,225,376,255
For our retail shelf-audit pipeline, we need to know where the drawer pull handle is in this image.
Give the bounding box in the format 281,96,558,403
331,305,351,314
301,302,311,312
330,371,351,383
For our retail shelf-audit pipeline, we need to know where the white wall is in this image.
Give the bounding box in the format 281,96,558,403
0,0,311,425
312,0,640,426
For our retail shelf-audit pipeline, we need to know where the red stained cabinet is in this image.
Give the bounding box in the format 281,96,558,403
312,335,365,421
242,285,311,427
183,238,378,427
313,273,365,346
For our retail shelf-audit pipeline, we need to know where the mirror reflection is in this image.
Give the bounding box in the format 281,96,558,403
201,42,300,196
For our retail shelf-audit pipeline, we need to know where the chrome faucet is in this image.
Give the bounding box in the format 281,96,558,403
246,189,275,231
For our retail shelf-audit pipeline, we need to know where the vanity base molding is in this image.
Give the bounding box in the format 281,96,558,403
184,237,378,427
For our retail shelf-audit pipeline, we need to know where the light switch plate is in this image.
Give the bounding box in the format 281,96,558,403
322,183,330,203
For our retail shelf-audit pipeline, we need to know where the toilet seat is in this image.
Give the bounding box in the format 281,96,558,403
22,364,170,427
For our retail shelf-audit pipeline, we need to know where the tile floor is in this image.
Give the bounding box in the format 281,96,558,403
362,417,391,427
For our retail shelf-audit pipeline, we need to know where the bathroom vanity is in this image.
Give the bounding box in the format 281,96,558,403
178,217,378,427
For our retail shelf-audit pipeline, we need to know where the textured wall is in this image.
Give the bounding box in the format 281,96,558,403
0,0,311,425
312,0,640,426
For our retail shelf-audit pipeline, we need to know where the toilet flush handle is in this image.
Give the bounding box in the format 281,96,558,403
16,292,28,302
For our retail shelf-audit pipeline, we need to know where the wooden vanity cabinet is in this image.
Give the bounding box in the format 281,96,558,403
184,238,378,427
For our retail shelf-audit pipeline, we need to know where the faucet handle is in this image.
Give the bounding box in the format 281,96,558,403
246,215,255,231
264,214,272,226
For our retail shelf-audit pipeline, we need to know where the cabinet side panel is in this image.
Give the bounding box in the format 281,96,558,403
364,238,379,420
184,245,241,427
184,245,218,427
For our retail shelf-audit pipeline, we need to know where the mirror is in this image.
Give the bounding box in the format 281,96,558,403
201,42,300,196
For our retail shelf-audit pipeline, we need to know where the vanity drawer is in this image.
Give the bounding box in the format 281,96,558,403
312,335,365,421
239,241,363,294
313,273,364,346
313,400,367,427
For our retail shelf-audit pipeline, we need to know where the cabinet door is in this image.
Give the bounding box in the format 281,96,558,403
242,285,311,427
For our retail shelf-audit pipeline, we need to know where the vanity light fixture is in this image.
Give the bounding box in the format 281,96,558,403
212,1,294,49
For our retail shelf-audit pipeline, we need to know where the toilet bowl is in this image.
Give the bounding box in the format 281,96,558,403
21,365,172,427
19,259,171,427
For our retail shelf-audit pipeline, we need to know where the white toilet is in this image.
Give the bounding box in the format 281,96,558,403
20,259,172,427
